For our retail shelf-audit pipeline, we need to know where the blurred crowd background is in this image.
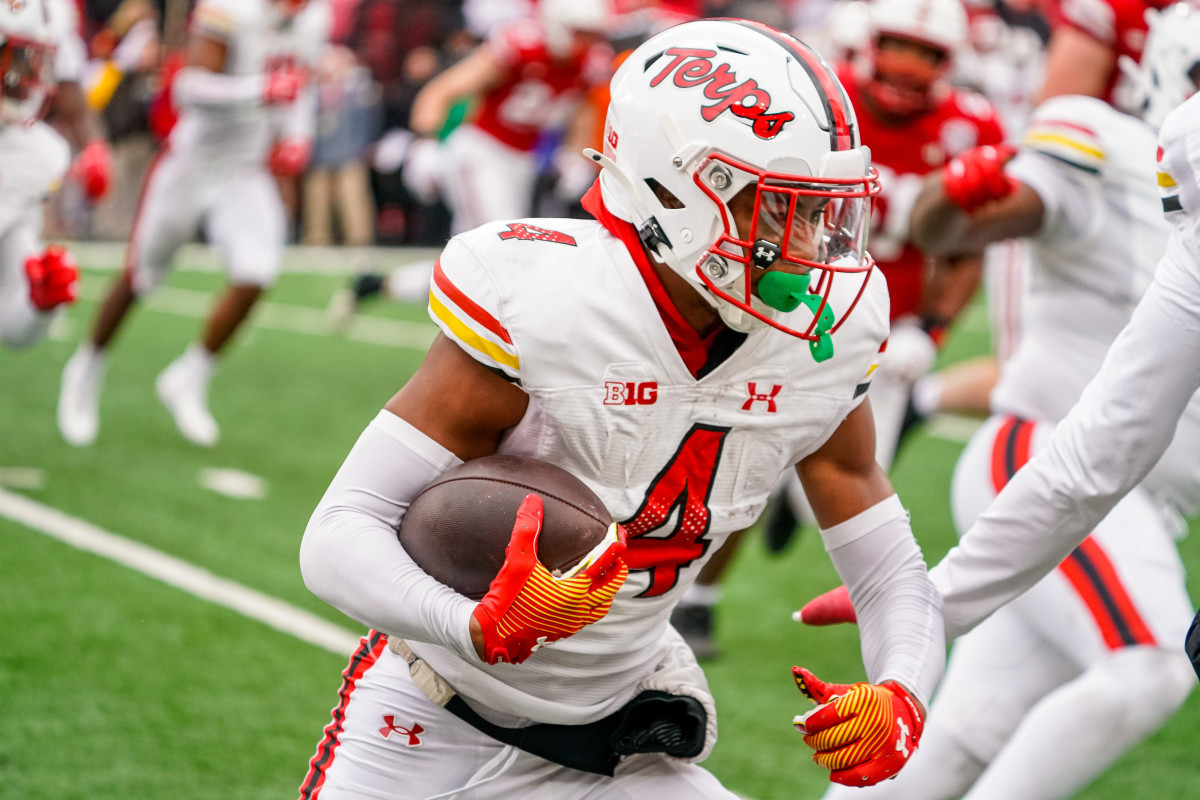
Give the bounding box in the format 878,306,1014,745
52,0,1052,249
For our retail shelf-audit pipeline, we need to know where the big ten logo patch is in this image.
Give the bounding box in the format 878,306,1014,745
604,381,659,406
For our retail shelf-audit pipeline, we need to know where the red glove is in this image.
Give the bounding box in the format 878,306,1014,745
25,245,79,311
941,144,1019,213
269,138,312,177
473,494,629,665
797,585,856,626
263,67,306,105
73,140,113,202
793,668,924,787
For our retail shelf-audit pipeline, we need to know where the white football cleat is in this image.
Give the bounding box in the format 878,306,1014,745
57,345,107,446
156,356,219,447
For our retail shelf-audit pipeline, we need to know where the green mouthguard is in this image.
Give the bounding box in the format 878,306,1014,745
756,271,836,363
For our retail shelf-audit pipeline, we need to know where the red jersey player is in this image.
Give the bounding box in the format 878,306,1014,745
836,0,1005,468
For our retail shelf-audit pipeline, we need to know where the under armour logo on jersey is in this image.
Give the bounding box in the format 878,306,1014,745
498,223,578,246
741,382,782,413
648,47,795,140
895,718,910,758
378,716,425,746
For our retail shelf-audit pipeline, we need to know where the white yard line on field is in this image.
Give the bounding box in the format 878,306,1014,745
75,282,438,351
66,241,442,275
0,487,361,655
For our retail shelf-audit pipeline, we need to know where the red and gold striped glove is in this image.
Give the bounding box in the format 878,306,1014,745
473,494,628,665
792,667,924,787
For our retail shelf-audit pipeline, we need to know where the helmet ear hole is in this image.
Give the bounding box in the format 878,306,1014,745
645,178,686,210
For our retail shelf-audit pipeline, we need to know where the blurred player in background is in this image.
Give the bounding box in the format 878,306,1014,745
56,0,330,448
911,0,1178,425
299,20,944,797
327,0,614,320
0,0,78,350
44,0,113,208
671,0,1006,659
807,6,1200,797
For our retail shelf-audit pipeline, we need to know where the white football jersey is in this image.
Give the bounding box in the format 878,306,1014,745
0,121,70,237
993,96,1166,422
169,0,329,167
406,213,890,724
993,95,1200,516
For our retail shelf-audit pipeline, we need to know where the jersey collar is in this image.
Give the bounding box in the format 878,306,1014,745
581,179,724,377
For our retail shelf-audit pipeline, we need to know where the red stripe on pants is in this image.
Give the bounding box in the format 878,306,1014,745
299,631,388,799
987,416,1155,649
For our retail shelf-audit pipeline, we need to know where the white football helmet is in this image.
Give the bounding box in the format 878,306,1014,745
588,19,879,352
0,0,55,125
1119,2,1200,130
540,0,610,58
857,0,967,117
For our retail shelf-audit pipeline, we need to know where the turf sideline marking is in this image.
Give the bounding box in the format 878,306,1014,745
76,280,438,351
0,487,361,656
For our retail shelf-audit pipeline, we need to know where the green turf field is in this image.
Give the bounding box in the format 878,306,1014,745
2,246,1198,800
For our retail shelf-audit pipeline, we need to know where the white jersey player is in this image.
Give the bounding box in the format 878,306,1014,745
56,0,330,448
299,20,945,798
813,7,1200,798
0,0,78,349
926,3,1200,665
42,0,112,203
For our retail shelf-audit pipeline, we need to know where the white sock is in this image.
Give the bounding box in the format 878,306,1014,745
386,260,436,303
911,373,945,418
178,342,217,382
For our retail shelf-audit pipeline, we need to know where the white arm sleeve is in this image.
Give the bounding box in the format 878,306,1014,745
0,202,53,350
299,410,481,661
821,494,945,706
932,230,1200,639
172,67,265,110
273,83,317,143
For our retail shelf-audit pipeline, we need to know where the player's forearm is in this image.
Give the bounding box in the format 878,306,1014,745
823,495,945,706
932,234,1200,638
273,84,317,143
172,67,265,110
299,411,479,661
0,207,54,348
909,175,974,255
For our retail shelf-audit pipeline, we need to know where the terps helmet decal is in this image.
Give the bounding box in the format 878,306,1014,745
648,47,796,139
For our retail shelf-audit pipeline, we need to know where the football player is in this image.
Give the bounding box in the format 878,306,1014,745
325,0,615,324
56,0,330,447
671,0,1006,656
911,0,1181,424
0,0,79,350
1038,0,1177,104
806,6,1200,798
44,0,113,204
298,20,945,798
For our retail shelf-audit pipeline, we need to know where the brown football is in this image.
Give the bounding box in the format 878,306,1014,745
397,455,614,600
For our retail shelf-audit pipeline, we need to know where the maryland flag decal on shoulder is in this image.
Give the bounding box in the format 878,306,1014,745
428,259,520,378
1158,146,1183,214
1022,117,1105,175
